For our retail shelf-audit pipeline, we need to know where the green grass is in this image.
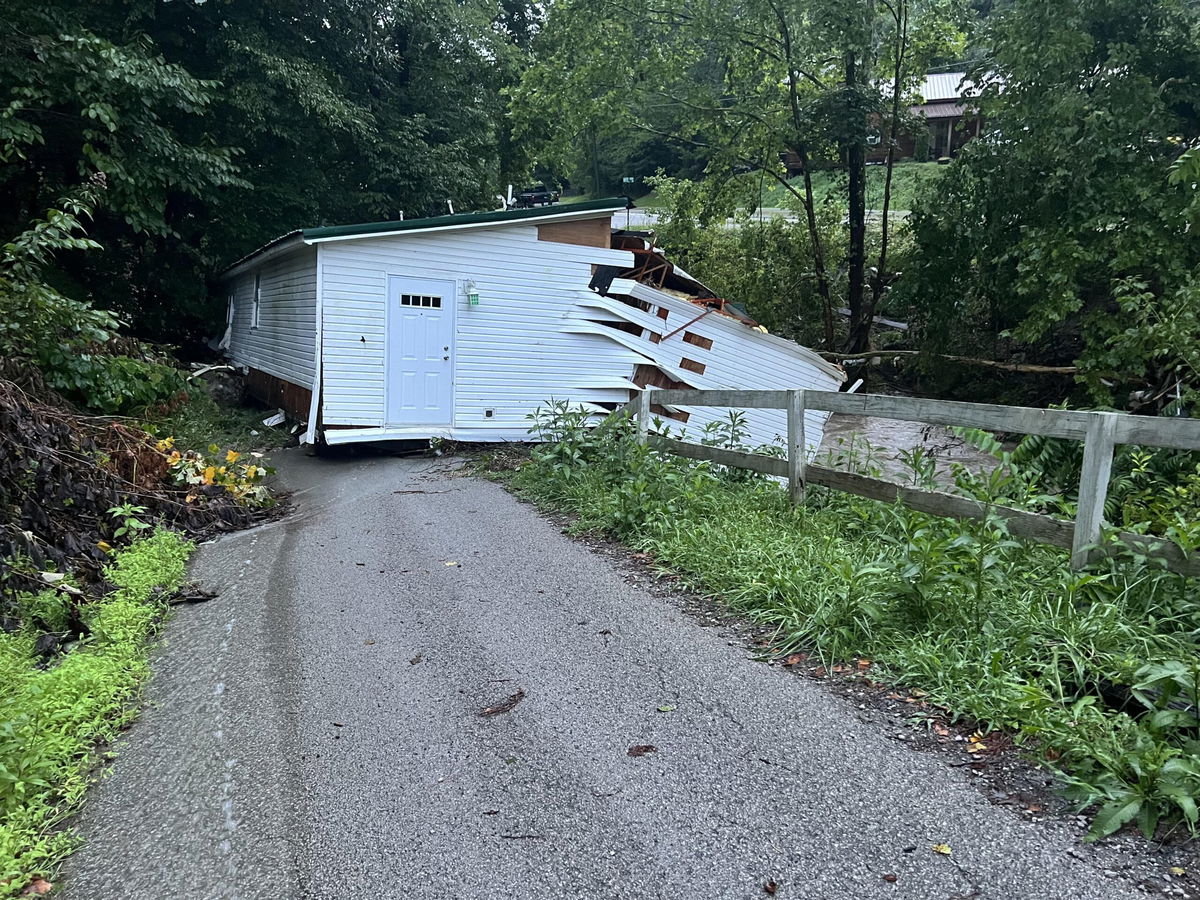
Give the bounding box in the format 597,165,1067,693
764,161,944,211
638,161,944,213
494,405,1200,842
0,531,194,896
146,384,294,454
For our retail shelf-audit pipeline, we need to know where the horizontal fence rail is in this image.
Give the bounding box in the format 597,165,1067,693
632,389,1200,576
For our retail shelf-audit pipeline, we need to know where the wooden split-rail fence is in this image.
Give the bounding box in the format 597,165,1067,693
629,388,1200,576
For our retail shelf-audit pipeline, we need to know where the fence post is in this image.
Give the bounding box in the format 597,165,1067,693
635,389,651,445
787,389,807,505
1071,411,1118,570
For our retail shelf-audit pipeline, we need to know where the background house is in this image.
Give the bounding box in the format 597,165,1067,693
902,71,982,161
783,71,982,175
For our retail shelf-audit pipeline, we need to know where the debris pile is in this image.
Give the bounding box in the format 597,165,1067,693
0,376,264,606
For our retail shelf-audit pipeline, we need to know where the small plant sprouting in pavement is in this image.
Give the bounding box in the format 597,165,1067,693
501,402,1200,843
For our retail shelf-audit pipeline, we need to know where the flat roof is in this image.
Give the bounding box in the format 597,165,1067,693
220,197,632,277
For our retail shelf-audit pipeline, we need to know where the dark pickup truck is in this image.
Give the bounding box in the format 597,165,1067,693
514,185,559,207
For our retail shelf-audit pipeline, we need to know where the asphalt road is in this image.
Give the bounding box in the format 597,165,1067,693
62,450,1145,900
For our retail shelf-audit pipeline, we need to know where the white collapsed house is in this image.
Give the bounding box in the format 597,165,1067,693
216,198,845,452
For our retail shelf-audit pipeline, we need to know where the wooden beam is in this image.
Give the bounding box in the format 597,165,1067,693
653,389,790,409
1110,532,1200,578
635,389,651,444
787,390,806,505
1114,415,1200,451
646,435,786,477
650,388,1098,440
1072,412,1117,569
806,465,1076,549
804,392,1096,441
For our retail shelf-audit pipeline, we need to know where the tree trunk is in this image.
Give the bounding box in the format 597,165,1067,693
844,51,869,353
869,0,908,341
792,143,835,346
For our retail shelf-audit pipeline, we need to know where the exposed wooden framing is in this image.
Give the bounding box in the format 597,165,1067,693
633,388,1200,576
787,390,806,505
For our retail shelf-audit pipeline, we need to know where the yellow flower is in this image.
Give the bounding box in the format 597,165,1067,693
202,466,216,485
245,465,259,479
226,449,240,463
155,436,175,452
167,450,182,465
217,466,227,475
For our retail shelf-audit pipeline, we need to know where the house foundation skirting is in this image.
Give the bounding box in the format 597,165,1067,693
244,368,312,421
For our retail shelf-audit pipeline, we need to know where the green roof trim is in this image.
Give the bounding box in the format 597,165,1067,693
301,197,632,242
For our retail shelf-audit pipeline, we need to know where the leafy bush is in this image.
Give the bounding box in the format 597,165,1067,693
0,186,188,415
960,426,1200,539
505,403,1200,841
0,530,193,895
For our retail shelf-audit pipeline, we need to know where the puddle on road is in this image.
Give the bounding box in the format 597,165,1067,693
816,413,1000,484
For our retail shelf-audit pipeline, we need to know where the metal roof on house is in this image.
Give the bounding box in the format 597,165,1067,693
917,101,966,119
919,72,968,102
220,197,632,278
302,197,630,241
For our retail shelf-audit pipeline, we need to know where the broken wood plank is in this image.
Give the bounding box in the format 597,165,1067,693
1071,413,1117,570
787,390,806,506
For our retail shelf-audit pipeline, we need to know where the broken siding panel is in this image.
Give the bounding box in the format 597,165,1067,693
600,282,844,455
318,226,637,430
226,246,317,388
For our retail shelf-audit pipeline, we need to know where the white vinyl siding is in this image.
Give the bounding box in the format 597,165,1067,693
598,280,843,456
226,246,317,388
318,226,637,432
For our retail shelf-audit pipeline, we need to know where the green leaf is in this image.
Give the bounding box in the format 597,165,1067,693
1087,796,1143,841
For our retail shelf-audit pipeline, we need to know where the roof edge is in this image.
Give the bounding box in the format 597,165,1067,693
302,197,631,243
218,230,304,280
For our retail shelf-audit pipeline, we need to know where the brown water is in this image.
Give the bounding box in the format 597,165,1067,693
817,413,1000,484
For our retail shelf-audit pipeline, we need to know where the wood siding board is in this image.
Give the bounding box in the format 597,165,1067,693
537,218,612,249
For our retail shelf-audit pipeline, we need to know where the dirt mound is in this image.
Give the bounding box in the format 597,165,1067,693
0,376,266,603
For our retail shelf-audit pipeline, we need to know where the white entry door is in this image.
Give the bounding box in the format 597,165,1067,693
386,276,456,425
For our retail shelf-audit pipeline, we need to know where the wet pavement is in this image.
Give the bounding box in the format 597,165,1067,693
61,449,1140,900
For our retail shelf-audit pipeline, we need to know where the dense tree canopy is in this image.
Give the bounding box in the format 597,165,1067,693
2,0,531,344
512,0,966,351
897,0,1200,407
3,0,1199,413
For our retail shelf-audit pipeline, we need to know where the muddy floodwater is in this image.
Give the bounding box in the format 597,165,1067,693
816,413,1001,484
